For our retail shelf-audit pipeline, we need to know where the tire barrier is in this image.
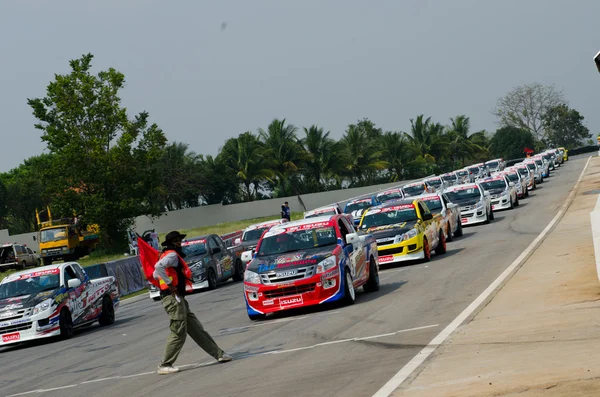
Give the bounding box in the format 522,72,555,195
86,256,146,296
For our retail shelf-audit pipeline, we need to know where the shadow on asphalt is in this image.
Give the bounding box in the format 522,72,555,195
431,247,465,261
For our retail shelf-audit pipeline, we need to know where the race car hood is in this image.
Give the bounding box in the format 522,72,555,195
248,246,335,274
360,220,418,239
0,289,61,311
185,252,211,268
452,197,481,207
486,188,506,195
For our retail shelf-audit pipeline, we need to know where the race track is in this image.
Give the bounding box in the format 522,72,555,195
0,155,590,397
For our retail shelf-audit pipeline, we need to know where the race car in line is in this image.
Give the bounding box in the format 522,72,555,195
376,188,405,203
343,196,379,226
512,163,536,191
0,263,118,346
522,160,543,185
236,219,289,267
444,183,493,226
455,169,474,184
423,176,448,193
501,168,529,199
148,234,243,300
417,193,463,241
484,158,505,173
479,174,519,211
440,172,460,187
242,215,379,320
358,198,446,265
402,181,435,198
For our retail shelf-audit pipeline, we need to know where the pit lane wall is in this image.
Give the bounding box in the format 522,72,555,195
590,194,600,282
134,179,412,235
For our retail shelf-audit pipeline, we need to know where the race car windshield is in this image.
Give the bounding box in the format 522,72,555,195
480,180,507,190
506,173,519,183
427,179,442,188
467,167,480,174
40,227,68,243
0,274,60,299
442,175,456,182
345,201,372,213
456,170,468,177
182,240,207,256
445,187,481,201
517,168,529,176
257,227,337,256
534,159,543,166
422,199,443,213
361,208,418,229
377,192,402,202
486,161,499,169
526,163,536,171
403,185,425,197
305,210,336,218
243,228,269,242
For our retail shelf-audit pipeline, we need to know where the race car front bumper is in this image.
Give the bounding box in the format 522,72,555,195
491,196,511,211
376,235,424,265
149,279,210,300
459,205,488,225
0,311,62,346
245,267,343,316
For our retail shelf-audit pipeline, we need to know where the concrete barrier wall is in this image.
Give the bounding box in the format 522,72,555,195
590,195,600,282
0,230,39,252
134,179,417,234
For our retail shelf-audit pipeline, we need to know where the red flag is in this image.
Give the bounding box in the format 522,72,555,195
523,147,534,154
138,237,160,287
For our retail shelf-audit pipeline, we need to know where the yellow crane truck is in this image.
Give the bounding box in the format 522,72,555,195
35,207,100,265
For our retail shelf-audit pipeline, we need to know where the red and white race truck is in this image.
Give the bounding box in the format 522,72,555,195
242,215,379,320
0,263,119,346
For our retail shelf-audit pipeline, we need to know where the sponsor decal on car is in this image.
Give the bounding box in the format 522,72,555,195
321,267,339,281
379,255,394,263
263,299,275,306
2,332,20,343
0,304,23,311
15,268,60,280
275,269,298,278
182,239,206,246
280,295,303,308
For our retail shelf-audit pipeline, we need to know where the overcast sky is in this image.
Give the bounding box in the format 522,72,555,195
0,0,598,172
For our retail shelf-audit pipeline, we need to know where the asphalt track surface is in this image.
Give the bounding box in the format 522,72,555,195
0,155,590,397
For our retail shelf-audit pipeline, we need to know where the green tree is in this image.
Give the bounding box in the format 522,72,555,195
379,131,409,181
300,125,344,192
218,132,274,201
543,104,591,149
341,119,388,186
443,115,487,168
197,154,239,204
404,115,446,176
489,126,536,159
258,118,305,197
27,53,168,248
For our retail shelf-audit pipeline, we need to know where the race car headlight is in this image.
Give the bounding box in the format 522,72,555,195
476,201,485,209
33,299,53,315
244,270,261,284
394,229,418,243
316,256,337,274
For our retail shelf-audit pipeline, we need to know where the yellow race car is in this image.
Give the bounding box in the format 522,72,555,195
358,198,447,265
558,147,568,161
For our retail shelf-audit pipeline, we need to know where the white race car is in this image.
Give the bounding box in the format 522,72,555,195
479,174,519,211
443,183,493,225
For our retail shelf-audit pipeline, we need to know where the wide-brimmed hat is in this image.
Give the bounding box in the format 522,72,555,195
162,230,187,246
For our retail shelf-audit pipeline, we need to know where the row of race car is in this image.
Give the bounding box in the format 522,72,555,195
0,148,567,346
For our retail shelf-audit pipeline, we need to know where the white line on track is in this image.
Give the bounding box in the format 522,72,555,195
4,324,438,397
371,156,592,397
219,310,341,334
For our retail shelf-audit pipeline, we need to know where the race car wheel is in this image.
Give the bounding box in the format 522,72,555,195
490,209,495,221
422,238,431,262
232,259,244,282
485,210,491,224
21,261,27,270
59,309,74,340
515,196,520,207
446,224,453,242
363,257,380,293
454,219,463,237
526,189,530,197
208,268,218,290
343,268,356,305
435,231,447,255
98,296,115,326
509,198,514,209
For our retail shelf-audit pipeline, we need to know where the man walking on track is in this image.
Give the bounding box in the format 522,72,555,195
153,230,232,375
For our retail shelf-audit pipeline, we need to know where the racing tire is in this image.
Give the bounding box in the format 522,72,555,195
435,231,447,255
152,297,161,302
21,261,27,270
248,313,266,321
485,210,491,224
363,257,380,293
422,238,431,263
515,196,520,207
208,268,218,290
232,259,244,282
98,296,115,326
446,224,453,242
343,268,356,305
509,198,514,209
525,189,530,197
43,258,52,266
454,219,463,237
490,209,495,221
59,309,74,340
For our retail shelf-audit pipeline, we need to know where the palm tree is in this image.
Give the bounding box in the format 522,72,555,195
404,115,445,176
380,131,409,181
301,125,345,192
218,132,274,201
258,119,305,196
341,123,388,186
